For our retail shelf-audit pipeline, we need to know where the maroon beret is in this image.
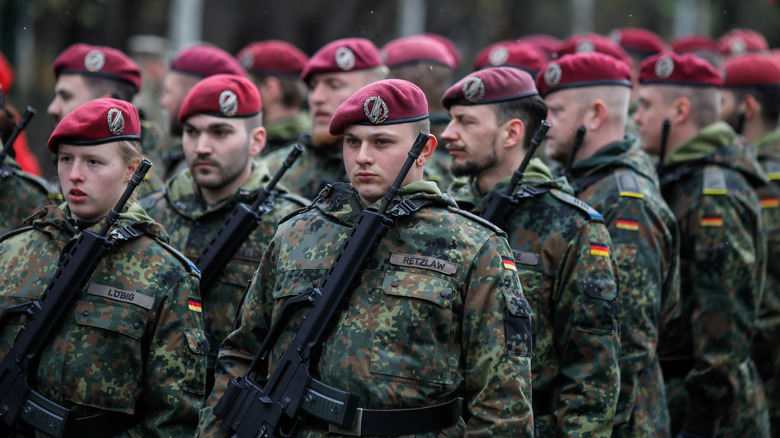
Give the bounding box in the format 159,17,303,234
723,53,780,88
170,44,246,78
423,33,462,68
48,98,140,153
329,79,428,135
179,74,262,122
382,35,456,69
53,43,141,93
610,27,666,56
0,50,13,93
670,34,719,54
237,40,309,76
638,52,722,87
473,41,547,74
536,52,632,97
718,28,769,58
517,34,560,59
555,33,633,68
442,67,538,110
301,38,383,82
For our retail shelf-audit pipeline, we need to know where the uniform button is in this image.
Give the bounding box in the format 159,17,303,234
598,284,605,291
440,290,449,298
527,281,535,288
82,311,90,316
133,322,142,329
391,281,399,287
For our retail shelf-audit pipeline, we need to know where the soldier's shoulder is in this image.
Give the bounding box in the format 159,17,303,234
0,225,36,244
442,204,507,237
148,235,201,277
274,190,311,210
546,188,605,223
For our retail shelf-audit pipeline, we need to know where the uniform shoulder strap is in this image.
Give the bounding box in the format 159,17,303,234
614,169,645,199
702,165,728,195
447,205,507,236
154,236,201,275
548,189,605,222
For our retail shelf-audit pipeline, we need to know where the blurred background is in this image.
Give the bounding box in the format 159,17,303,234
1,0,779,180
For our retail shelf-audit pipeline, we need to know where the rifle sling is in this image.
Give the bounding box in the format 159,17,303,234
325,397,462,436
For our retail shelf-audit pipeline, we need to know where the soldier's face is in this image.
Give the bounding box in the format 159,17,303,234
634,85,672,156
343,123,431,206
48,75,94,125
441,104,501,178
182,113,264,203
308,70,376,146
544,89,585,163
719,88,742,130
58,142,138,222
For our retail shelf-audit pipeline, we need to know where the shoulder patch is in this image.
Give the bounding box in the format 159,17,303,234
615,169,644,198
702,165,728,195
549,189,604,222
155,237,201,275
764,159,780,181
446,206,507,236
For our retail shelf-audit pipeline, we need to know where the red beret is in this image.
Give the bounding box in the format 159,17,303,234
52,43,141,93
536,52,632,97
48,98,140,153
329,79,428,136
517,34,560,59
638,52,722,87
610,27,666,56
382,35,456,69
442,67,538,110
723,53,780,88
718,28,769,57
0,50,13,93
670,34,719,54
179,74,262,123
237,40,308,76
473,41,547,74
171,44,246,78
555,33,633,68
301,38,383,83
423,33,462,68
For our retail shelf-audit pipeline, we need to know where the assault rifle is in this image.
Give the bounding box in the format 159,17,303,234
213,132,430,438
563,125,587,179
196,144,304,290
480,120,551,229
0,159,151,437
657,118,671,175
0,107,36,178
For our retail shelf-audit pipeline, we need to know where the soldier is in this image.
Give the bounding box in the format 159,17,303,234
717,28,770,60
0,98,206,437
719,53,780,436
159,44,246,179
47,43,165,196
441,66,621,436
141,74,308,393
537,52,681,437
263,37,388,200
670,34,723,68
634,51,770,437
0,50,41,175
237,40,310,155
198,79,534,436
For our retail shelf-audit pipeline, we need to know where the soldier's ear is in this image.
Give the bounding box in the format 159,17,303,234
416,133,437,166
503,118,524,150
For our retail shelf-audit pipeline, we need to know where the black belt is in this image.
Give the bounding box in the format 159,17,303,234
325,398,462,436
532,389,556,416
659,357,695,380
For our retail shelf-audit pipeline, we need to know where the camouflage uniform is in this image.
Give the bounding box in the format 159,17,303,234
198,181,535,437
567,139,681,438
657,121,770,437
0,202,207,437
0,154,61,235
264,134,347,200
140,162,309,383
261,111,311,156
451,157,622,437
752,128,780,436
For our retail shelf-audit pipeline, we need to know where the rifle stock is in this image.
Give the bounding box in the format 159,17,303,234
214,132,429,438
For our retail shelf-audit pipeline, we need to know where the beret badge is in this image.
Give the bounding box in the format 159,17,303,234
543,63,562,87
219,90,239,116
655,55,674,79
462,77,485,102
363,96,389,124
107,108,125,135
240,52,255,70
84,49,106,72
335,47,356,71
488,46,509,66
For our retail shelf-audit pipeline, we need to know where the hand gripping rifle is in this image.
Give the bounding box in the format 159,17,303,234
196,144,304,290
563,125,587,179
0,159,151,437
213,132,430,438
479,120,551,229
0,107,36,178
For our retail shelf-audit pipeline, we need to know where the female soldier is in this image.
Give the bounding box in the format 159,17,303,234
0,98,207,437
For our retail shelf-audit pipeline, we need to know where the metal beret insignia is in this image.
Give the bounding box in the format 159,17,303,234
655,55,674,79
462,77,485,102
576,38,595,53
219,90,239,116
240,52,255,70
729,38,747,56
543,63,562,87
335,47,356,71
489,46,509,66
107,108,125,135
363,96,389,124
84,50,106,72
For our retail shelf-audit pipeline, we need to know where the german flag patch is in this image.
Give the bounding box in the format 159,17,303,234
701,216,723,227
590,243,609,257
761,197,780,208
616,219,639,231
502,256,517,271
188,298,202,312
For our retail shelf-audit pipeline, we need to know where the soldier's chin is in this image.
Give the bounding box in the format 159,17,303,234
311,131,342,148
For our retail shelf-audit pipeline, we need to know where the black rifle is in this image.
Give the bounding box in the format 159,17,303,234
0,159,151,437
0,107,36,178
214,132,430,438
196,144,304,290
480,120,551,229
563,125,587,179
735,111,746,135
657,118,671,175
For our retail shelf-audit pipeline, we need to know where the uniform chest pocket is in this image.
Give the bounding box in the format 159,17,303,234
370,270,459,385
